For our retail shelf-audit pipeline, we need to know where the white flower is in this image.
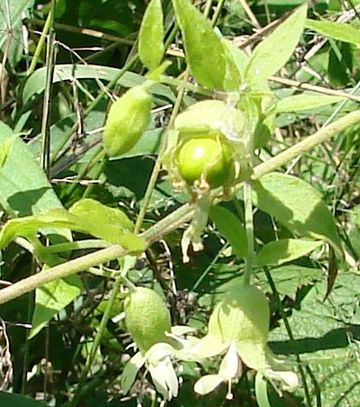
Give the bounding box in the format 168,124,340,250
121,326,195,401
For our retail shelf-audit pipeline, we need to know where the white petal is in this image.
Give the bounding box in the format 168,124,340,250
194,375,224,395
146,342,174,365
264,369,299,392
148,358,179,400
190,334,228,360
218,343,239,380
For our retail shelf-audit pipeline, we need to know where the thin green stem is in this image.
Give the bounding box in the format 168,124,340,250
27,6,54,75
252,110,360,180
134,79,187,233
82,151,107,199
63,147,105,201
160,75,212,97
71,276,123,407
40,0,56,176
204,0,213,18
211,0,226,25
243,181,254,285
264,267,312,407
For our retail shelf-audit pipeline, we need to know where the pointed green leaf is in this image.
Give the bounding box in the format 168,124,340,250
276,94,345,113
139,0,164,70
29,275,83,338
254,239,323,267
172,0,239,90
306,19,360,46
252,173,342,256
0,209,78,249
0,133,65,217
69,199,146,252
210,205,247,258
245,3,307,84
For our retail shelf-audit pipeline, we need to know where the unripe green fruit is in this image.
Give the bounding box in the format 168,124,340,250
103,86,152,157
208,285,269,346
124,287,172,353
176,136,235,188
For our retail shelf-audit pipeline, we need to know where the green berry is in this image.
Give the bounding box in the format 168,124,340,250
176,136,235,188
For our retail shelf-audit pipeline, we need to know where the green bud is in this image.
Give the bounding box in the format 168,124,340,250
103,85,152,157
124,287,172,353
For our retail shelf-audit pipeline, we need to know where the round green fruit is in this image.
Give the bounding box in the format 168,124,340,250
176,136,235,188
124,287,172,354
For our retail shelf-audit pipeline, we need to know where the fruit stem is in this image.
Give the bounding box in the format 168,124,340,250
133,75,187,234
71,275,123,406
243,181,254,286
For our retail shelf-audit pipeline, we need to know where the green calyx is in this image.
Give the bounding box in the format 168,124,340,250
209,284,269,344
124,287,172,354
174,100,250,151
207,285,270,369
103,85,152,157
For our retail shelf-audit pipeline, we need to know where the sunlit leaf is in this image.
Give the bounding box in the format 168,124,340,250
172,0,239,90
306,19,360,46
255,239,323,266
252,173,342,256
245,4,307,84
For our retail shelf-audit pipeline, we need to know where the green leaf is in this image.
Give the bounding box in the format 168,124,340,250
209,205,247,258
29,275,83,339
256,265,322,299
139,0,164,70
222,39,248,81
0,209,78,249
245,3,307,84
22,65,175,103
69,199,146,252
269,273,360,405
276,94,345,113
0,392,46,407
0,134,64,217
255,239,323,266
122,352,146,394
172,0,239,90
0,0,35,50
252,173,342,256
306,19,360,46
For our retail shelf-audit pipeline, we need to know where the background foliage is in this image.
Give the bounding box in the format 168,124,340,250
0,0,359,406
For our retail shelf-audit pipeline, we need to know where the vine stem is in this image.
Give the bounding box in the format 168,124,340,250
243,181,254,286
0,110,359,305
252,110,360,180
